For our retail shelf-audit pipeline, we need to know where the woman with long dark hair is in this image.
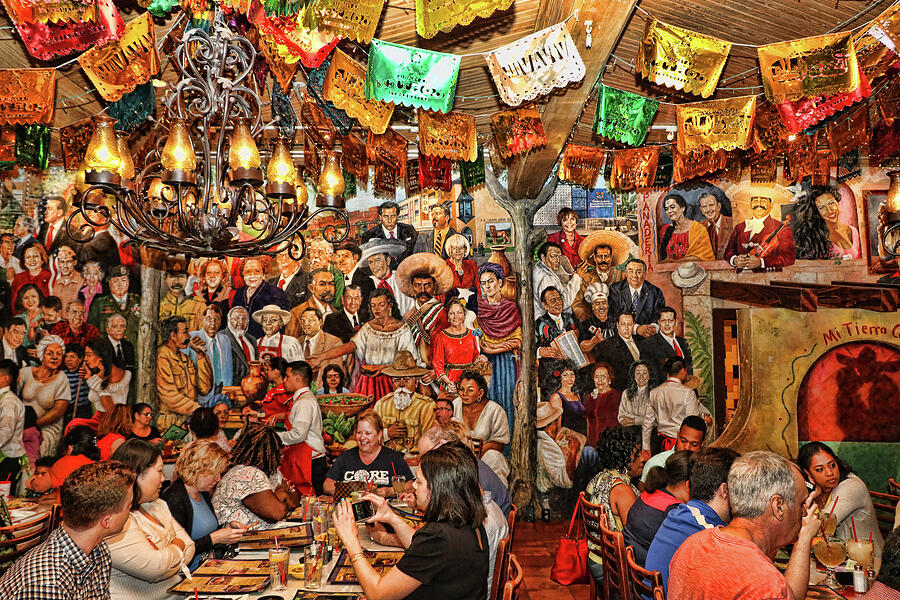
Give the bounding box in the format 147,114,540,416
14,282,45,348
618,360,652,427
332,442,490,599
793,186,861,260
451,370,509,482
83,337,130,413
541,359,584,435
658,194,715,262
317,363,350,395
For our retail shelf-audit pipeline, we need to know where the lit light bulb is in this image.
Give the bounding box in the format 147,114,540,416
229,117,261,170
115,133,135,180
316,151,345,208
294,169,308,206
787,134,797,142
75,160,88,193
161,119,197,171
266,137,297,184
83,116,121,173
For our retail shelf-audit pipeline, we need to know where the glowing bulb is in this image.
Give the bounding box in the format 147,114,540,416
83,116,121,173
115,133,135,180
316,151,345,208
160,119,197,171
787,134,797,142
266,137,296,185
229,117,261,170
75,161,88,193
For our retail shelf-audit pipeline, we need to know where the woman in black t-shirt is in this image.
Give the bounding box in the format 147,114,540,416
333,442,490,600
323,411,413,497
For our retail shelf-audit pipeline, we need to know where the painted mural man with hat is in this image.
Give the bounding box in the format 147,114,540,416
395,252,454,367
373,351,436,454
578,282,616,356
159,259,207,333
361,239,414,316
86,264,141,344
253,304,303,363
723,184,796,272
571,231,629,321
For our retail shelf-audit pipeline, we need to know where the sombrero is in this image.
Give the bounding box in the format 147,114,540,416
671,262,707,289
395,252,454,297
381,350,430,378
251,304,292,326
536,401,564,429
730,184,793,206
359,239,407,263
578,230,632,266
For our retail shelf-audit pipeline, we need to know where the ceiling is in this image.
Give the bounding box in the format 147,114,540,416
0,0,895,160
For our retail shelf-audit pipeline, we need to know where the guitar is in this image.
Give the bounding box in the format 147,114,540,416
748,214,791,258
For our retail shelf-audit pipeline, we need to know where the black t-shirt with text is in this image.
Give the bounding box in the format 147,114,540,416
325,446,413,487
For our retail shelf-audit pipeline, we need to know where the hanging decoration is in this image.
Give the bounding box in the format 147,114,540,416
263,0,304,17
637,18,731,98
9,0,95,24
491,106,546,159
593,84,658,146
59,118,94,170
418,110,477,162
558,144,605,188
723,151,743,183
316,0,385,43
672,147,726,183
108,82,155,133
484,22,585,107
306,53,355,135
14,124,50,170
676,95,756,153
758,32,860,103
323,49,393,134
836,149,861,183
1,0,124,61
340,133,369,185
301,98,336,148
867,1,900,53
255,29,300,92
748,150,778,183
251,3,341,69
271,82,298,139
827,109,868,159
78,12,160,103
776,67,871,134
877,78,900,123
147,0,180,17
653,152,674,188
610,146,660,191
853,29,896,83
365,39,461,113
419,153,452,191
459,148,485,192
416,0,514,38
752,100,791,153
0,69,55,126
406,158,420,196
784,132,819,182
374,154,399,197
369,127,408,197
870,118,900,166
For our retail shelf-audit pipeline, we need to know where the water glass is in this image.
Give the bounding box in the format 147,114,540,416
268,547,290,591
304,544,323,589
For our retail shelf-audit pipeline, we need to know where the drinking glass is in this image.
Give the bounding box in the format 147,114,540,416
820,513,838,537
391,475,407,498
268,547,290,591
846,539,874,570
304,544,322,589
813,536,847,589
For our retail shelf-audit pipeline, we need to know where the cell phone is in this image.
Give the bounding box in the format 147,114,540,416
351,500,374,522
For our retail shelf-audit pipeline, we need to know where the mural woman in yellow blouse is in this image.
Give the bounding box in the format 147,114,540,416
658,194,716,262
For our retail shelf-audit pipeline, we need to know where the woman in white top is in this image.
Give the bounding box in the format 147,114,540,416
84,337,131,413
452,371,510,483
107,439,196,600
618,361,652,427
18,334,70,457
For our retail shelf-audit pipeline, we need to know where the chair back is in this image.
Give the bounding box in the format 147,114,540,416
625,545,664,600
869,489,900,539
652,584,666,600
581,492,630,600
0,510,54,574
49,504,63,531
889,477,899,494
506,504,518,547
502,553,523,600
490,535,510,600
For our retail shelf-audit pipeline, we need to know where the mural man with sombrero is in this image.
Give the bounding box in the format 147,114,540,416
361,239,415,316
373,350,437,454
723,185,796,272
571,231,629,321
253,304,303,362
395,252,454,367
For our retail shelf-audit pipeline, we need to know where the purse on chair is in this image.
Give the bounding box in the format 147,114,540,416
550,497,589,585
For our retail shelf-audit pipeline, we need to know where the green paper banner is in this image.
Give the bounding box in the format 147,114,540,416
594,84,659,146
147,0,180,17
15,124,50,170
109,82,155,133
365,39,460,113
459,147,485,191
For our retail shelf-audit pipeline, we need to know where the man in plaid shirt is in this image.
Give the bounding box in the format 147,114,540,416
0,461,135,599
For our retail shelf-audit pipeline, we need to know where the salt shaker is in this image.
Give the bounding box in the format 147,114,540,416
853,565,868,593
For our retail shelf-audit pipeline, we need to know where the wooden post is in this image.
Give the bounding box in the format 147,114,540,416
137,247,164,410
485,167,558,518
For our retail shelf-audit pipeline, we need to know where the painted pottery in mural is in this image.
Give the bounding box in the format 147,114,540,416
488,246,518,300
241,361,267,404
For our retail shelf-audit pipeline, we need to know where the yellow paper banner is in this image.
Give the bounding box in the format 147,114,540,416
610,146,660,190
78,11,159,102
637,18,731,98
558,144,605,188
316,0,385,43
418,110,477,163
0,68,55,126
758,32,859,103
868,2,900,53
415,0,514,39
676,95,757,153
5,0,95,23
322,49,394,135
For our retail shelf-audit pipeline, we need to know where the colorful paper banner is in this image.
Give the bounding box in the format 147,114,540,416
751,100,791,153
0,69,55,126
491,107,546,159
251,3,340,69
776,67,871,134
8,0,95,24
593,84,658,146
307,54,355,135
637,18,731,98
272,82,298,139
784,133,818,182
558,144,605,188
459,148,485,192
406,158,420,197
59,118,94,170
367,128,409,173
827,109,868,160
256,28,300,93
418,110,477,162
748,150,778,183
416,0,514,38
374,154,399,198
341,134,369,185
676,95,756,153
2,0,124,61
758,32,860,103
673,147,726,184
108,82,155,133
868,2,900,53
323,49,393,134
14,123,50,170
419,153,452,191
365,39,460,114
316,0,385,43
610,146,660,191
484,22,585,107
79,12,160,103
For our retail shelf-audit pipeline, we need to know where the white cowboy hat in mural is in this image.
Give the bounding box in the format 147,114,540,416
251,304,292,326
536,401,564,429
671,262,708,289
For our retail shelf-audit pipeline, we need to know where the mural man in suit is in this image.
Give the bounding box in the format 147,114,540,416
723,185,796,272
270,249,306,309
699,193,733,260
640,307,693,386
190,304,234,390
323,284,364,344
592,312,646,391
333,241,374,319
413,203,457,259
608,259,666,338
359,201,418,264
296,307,343,389
224,306,256,386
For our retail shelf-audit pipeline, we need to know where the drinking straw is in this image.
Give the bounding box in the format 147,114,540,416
193,588,199,600
391,462,397,480
869,531,873,542
851,517,858,542
275,535,279,551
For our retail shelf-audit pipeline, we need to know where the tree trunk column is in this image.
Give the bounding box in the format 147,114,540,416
138,247,164,411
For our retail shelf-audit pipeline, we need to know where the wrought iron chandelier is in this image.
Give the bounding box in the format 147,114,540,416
69,12,348,258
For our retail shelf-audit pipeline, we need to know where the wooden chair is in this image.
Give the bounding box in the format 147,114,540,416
869,488,900,539
652,584,666,600
49,504,63,531
490,535,509,600
580,492,631,600
502,553,523,600
0,510,54,574
625,545,664,600
506,504,518,547
889,478,899,494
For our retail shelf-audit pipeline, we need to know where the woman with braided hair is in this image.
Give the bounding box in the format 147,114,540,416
211,423,301,528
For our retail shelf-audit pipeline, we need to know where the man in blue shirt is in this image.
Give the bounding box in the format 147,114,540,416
645,446,740,590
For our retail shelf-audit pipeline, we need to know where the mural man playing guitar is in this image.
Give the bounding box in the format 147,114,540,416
724,186,797,272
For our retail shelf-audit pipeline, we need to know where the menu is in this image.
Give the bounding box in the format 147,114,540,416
238,523,314,550
327,549,405,584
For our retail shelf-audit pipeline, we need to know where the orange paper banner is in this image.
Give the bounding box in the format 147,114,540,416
610,146,660,190
0,68,55,126
316,0,385,43
323,49,393,135
558,144,605,188
418,110,477,163
676,95,756,153
78,12,160,102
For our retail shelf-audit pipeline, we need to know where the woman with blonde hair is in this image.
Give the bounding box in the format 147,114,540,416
96,404,131,460
162,440,247,570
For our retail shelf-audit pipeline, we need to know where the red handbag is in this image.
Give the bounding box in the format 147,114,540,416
550,497,589,585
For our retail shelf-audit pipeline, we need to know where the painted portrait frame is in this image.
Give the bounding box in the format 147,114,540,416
862,188,896,274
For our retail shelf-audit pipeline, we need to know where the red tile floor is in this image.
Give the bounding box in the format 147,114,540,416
511,519,591,600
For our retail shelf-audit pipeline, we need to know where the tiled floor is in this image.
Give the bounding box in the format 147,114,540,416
511,519,591,600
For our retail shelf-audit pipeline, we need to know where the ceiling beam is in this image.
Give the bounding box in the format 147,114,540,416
505,0,638,199
710,280,818,312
